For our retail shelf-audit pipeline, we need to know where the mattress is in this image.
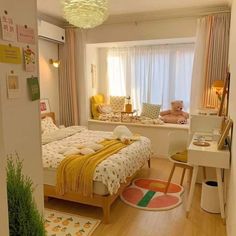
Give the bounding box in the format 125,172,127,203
44,167,109,195
42,127,151,195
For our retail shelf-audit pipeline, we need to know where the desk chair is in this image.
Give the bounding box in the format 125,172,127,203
164,132,206,194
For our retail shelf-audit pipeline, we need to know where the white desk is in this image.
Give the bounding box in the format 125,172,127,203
186,133,230,221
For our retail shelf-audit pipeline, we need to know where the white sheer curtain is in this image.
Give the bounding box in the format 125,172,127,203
107,44,194,112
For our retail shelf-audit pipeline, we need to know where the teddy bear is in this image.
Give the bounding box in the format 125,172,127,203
160,100,189,124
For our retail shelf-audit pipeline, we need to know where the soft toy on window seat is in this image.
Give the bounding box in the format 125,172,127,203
160,100,189,124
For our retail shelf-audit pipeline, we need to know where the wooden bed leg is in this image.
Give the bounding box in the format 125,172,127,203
148,158,151,168
102,201,111,224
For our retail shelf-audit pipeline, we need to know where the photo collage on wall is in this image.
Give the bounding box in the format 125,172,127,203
0,9,39,100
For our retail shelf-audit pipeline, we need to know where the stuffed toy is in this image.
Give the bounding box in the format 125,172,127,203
160,100,189,124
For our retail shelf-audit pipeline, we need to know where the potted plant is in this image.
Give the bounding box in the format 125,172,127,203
7,156,46,236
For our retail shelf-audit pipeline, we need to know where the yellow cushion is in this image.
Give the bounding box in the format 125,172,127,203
91,94,105,119
92,94,104,104
171,150,188,163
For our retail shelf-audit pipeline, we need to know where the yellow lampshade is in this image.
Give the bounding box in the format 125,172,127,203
212,80,224,90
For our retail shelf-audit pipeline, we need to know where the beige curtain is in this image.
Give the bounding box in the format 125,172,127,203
203,13,231,108
59,28,79,126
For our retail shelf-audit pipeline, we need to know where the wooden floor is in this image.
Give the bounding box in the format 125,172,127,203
45,158,227,236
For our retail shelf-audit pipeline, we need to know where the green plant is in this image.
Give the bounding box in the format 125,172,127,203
7,156,46,236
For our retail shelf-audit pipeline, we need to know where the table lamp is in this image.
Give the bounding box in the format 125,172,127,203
212,80,224,101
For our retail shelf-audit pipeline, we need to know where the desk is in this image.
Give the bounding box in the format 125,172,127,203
186,133,230,221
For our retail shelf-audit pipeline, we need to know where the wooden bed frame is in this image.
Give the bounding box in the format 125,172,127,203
42,112,151,223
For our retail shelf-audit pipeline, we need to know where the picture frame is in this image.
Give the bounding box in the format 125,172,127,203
7,73,20,99
40,98,50,114
217,118,233,150
218,71,230,116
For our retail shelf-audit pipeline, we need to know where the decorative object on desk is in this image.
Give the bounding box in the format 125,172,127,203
27,77,40,101
44,209,100,236
160,100,189,124
218,71,230,116
120,178,184,211
125,96,132,112
7,72,20,99
0,43,21,64
61,0,109,29
193,141,210,147
198,108,218,116
0,11,17,41
23,46,36,72
40,98,51,114
218,118,233,150
17,25,35,44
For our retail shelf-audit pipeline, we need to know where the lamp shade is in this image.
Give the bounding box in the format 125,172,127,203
62,0,109,29
212,80,224,89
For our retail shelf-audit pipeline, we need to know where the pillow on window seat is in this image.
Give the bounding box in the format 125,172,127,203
141,103,161,119
110,96,125,112
91,94,105,119
97,104,113,114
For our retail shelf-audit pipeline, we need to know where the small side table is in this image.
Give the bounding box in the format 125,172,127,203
121,111,134,122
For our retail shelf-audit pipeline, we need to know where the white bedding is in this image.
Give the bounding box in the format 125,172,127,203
42,126,151,195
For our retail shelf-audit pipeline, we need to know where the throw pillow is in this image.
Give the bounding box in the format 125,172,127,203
110,96,125,112
141,103,161,119
41,116,58,134
97,104,113,114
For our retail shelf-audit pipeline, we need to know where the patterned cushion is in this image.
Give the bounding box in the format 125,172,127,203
141,103,161,119
41,116,58,134
97,104,113,114
110,96,125,112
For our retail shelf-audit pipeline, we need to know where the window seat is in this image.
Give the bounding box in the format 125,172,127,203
88,119,189,158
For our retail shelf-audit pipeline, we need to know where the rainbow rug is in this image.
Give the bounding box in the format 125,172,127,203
44,209,101,236
120,178,184,211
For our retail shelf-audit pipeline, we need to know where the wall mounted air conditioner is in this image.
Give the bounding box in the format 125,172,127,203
38,20,65,44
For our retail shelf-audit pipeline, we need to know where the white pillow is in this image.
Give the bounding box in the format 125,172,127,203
41,116,59,134
80,148,95,155
141,103,161,119
97,104,113,114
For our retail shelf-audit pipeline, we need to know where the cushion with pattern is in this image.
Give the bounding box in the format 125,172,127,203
141,103,161,119
110,96,125,112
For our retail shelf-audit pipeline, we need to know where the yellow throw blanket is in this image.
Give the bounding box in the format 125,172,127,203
56,139,130,197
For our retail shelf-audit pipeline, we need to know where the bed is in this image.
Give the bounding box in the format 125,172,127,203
41,113,151,223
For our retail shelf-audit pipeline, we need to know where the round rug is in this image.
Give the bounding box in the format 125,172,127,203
120,178,184,211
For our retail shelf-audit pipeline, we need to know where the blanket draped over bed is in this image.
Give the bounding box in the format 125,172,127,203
56,139,130,197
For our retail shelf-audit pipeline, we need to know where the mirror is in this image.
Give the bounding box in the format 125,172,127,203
218,71,230,116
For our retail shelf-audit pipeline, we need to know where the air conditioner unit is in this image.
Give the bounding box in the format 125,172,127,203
38,20,65,44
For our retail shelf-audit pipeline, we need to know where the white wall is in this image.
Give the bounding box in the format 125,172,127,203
226,1,236,235
39,39,60,124
0,0,43,235
86,17,197,43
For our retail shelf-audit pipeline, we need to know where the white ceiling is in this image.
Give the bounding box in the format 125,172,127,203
37,0,231,21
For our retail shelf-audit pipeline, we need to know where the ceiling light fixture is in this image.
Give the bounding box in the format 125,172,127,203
61,0,109,29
